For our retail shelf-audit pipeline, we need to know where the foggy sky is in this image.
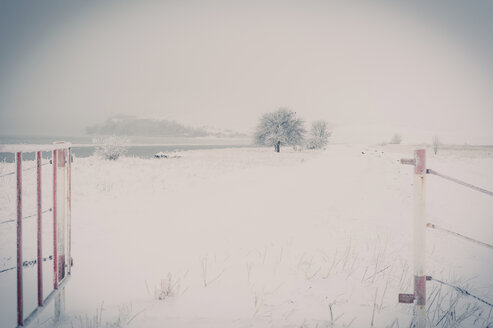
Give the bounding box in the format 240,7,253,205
0,0,492,143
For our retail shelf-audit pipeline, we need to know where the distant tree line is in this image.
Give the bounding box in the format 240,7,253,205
86,115,209,137
87,115,247,138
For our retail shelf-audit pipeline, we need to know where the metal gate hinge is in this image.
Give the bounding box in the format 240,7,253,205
399,293,415,304
400,158,415,165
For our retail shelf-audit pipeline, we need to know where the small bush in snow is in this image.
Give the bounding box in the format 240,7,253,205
389,134,402,144
306,120,331,149
93,136,128,160
433,135,440,155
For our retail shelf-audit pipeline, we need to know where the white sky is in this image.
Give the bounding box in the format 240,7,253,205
0,1,492,144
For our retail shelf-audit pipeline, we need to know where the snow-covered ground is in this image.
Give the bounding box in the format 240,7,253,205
1,145,492,328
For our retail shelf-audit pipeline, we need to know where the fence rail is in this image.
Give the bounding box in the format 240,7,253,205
0,143,71,153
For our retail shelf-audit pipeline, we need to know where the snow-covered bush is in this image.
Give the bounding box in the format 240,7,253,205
93,136,128,160
306,120,331,149
389,134,402,144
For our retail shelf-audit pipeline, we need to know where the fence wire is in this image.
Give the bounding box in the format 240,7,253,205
0,171,15,178
0,208,53,225
427,222,493,250
0,255,53,274
427,169,493,197
0,161,51,178
430,277,493,308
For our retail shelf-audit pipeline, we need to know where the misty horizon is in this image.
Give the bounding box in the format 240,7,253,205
1,1,492,144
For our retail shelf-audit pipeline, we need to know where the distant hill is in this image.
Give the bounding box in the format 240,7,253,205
86,115,247,138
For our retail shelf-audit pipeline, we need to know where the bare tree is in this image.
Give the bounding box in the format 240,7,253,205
433,135,440,155
307,120,331,149
254,108,306,152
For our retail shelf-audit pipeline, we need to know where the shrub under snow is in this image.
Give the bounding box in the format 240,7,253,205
93,136,128,160
306,120,331,149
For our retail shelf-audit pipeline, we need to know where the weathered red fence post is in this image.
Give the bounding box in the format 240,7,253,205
56,148,66,282
37,151,43,307
399,149,428,327
67,147,72,275
53,144,67,322
53,149,58,290
16,152,23,326
413,149,427,327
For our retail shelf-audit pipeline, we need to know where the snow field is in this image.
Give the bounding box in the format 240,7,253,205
1,145,492,327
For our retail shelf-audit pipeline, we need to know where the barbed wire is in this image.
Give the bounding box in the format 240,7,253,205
0,266,15,274
430,277,493,308
0,208,53,225
0,255,53,274
0,161,52,178
427,169,493,197
0,171,15,178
